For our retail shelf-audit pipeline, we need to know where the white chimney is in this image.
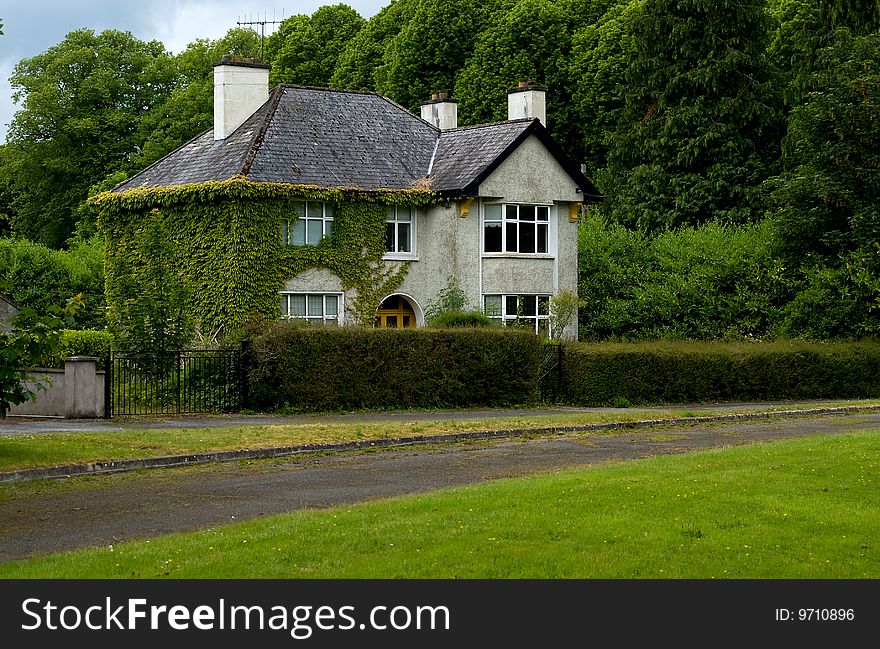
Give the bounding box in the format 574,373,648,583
213,56,270,140
420,91,458,130
507,81,546,124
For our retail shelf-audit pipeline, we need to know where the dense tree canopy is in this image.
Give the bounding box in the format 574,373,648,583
134,28,261,169
768,30,880,266
596,0,784,232
375,0,503,111
568,0,643,174
3,29,174,248
269,5,366,87
330,0,419,91
455,0,572,141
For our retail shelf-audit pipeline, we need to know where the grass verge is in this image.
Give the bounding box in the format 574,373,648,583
1,429,877,578
2,400,879,474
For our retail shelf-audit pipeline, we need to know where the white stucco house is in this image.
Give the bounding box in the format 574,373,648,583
108,57,601,340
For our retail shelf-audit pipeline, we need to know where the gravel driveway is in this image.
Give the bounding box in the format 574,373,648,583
1,411,879,563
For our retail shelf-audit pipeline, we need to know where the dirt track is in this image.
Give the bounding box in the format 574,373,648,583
1,411,879,563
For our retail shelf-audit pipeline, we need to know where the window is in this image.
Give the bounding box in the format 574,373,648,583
281,201,335,246
385,205,414,256
484,203,549,254
280,293,342,325
484,294,550,335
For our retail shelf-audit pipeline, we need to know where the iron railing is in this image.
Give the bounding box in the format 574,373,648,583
105,349,242,417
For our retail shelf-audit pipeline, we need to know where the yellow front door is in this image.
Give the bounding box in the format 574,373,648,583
376,295,416,329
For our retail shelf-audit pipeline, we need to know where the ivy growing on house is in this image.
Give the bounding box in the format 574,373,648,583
90,177,440,344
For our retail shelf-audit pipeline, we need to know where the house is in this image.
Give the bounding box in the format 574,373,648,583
95,56,600,342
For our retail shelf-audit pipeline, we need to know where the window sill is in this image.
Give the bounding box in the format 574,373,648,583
383,254,419,261
482,253,555,260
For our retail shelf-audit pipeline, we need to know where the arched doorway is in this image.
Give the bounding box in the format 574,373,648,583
376,294,419,329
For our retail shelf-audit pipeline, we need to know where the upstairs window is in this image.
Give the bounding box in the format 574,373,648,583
385,205,414,256
281,201,335,246
484,203,549,254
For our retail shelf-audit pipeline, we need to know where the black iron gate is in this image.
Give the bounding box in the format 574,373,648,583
105,349,243,417
538,343,564,402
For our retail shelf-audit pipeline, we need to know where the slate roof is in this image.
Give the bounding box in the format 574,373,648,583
116,85,599,199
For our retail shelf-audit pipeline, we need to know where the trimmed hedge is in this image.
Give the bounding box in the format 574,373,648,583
558,340,880,406
427,311,496,328
247,324,542,411
39,329,113,368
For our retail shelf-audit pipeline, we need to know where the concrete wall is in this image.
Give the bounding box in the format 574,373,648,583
7,357,105,419
0,296,19,334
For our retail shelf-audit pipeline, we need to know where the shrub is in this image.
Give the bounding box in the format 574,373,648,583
247,324,542,411
577,216,788,341
38,329,113,368
558,340,880,406
424,276,471,322
0,237,106,329
427,311,495,328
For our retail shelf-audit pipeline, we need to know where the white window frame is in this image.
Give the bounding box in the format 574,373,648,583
280,292,344,325
281,201,335,246
384,205,417,260
483,294,550,335
483,202,551,256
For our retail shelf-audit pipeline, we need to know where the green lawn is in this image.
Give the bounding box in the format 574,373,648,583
2,429,877,579
2,400,877,473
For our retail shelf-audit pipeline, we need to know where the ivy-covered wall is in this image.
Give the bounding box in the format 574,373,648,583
91,177,440,343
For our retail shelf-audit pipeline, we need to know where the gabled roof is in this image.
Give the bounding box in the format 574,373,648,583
430,119,598,198
115,85,600,200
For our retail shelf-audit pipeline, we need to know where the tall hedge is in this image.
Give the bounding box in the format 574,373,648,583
247,324,543,411
559,340,880,406
0,237,106,329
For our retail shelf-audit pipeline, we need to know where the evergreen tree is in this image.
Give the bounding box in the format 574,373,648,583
454,0,571,140
597,0,783,232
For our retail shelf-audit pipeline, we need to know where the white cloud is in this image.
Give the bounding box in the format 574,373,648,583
148,0,293,54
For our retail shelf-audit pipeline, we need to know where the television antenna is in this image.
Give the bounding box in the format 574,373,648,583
237,10,285,62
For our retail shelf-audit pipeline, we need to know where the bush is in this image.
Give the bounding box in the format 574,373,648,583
38,329,113,367
558,340,880,406
247,324,542,411
424,276,470,322
427,311,496,328
577,216,788,341
0,237,106,329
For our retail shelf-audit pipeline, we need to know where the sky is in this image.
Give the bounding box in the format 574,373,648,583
0,0,386,143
